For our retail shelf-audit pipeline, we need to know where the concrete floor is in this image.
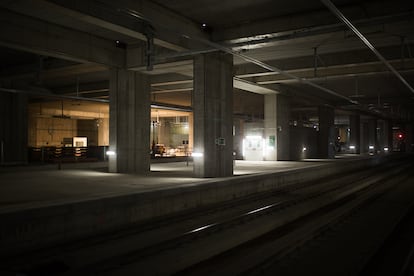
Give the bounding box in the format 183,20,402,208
0,155,363,213
0,156,359,213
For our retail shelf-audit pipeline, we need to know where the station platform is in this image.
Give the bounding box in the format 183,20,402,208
0,155,360,212
0,154,387,256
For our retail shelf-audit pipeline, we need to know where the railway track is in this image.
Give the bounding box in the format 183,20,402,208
1,155,412,275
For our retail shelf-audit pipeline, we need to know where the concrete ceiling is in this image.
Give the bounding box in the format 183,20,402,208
0,0,413,122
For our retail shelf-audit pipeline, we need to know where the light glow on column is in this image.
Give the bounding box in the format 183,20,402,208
192,152,203,157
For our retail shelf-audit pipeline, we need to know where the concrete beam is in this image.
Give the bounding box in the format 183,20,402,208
233,78,278,95
1,0,207,52
249,59,414,85
213,1,414,43
0,63,108,86
0,8,125,67
105,0,207,49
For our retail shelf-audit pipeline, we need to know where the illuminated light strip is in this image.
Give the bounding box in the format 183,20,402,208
186,223,217,234
185,202,284,235
246,204,274,215
246,202,284,215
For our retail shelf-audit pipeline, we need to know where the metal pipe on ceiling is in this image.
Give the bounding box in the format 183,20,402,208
320,0,414,96
116,6,358,105
186,34,358,104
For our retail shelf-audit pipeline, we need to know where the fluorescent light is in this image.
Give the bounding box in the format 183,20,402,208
349,145,356,150
106,150,116,156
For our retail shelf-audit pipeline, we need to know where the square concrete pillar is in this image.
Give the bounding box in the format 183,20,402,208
188,112,194,153
367,118,378,154
277,95,291,160
349,113,361,154
0,93,28,164
361,122,369,153
377,120,389,153
318,106,335,158
193,52,233,177
405,123,413,152
380,120,392,152
264,94,290,161
108,69,150,174
387,120,394,151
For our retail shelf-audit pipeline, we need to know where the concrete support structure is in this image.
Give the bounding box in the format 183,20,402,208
0,93,28,164
264,94,291,161
193,52,233,177
349,113,361,154
318,106,335,158
108,69,150,174
361,122,369,154
188,113,194,153
385,120,393,152
406,123,413,152
377,120,386,152
277,95,291,160
97,118,109,146
264,94,277,161
0,8,124,67
367,118,378,153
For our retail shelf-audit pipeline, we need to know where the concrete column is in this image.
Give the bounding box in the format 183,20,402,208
360,122,369,154
367,118,378,154
376,120,386,152
381,120,394,152
264,94,290,161
277,95,290,160
233,118,244,160
349,113,361,154
0,92,28,164
384,120,393,152
318,106,335,158
98,118,109,146
406,123,413,152
193,52,233,177
188,113,194,153
264,94,277,161
108,69,150,174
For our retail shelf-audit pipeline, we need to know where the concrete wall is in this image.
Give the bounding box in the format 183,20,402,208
27,101,110,147
0,93,28,164
27,117,107,147
77,120,98,146
31,117,77,147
